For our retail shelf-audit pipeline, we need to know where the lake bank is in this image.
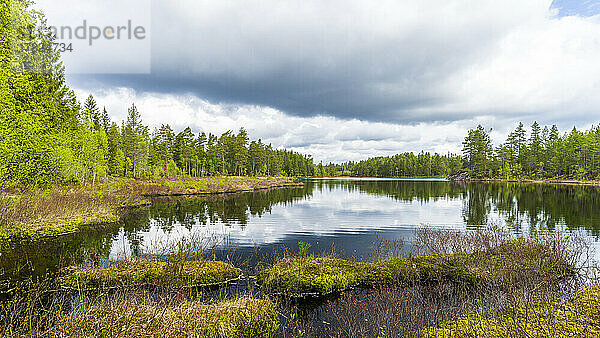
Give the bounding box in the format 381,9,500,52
473,177,600,186
317,175,600,187
0,176,302,243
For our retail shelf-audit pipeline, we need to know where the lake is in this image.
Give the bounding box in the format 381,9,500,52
2,178,600,287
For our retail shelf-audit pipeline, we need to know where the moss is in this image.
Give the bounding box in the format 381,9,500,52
53,297,279,337
257,255,474,297
258,256,378,296
258,239,574,297
416,285,600,337
60,259,243,289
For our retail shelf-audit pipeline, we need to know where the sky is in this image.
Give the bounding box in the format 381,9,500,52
33,0,600,163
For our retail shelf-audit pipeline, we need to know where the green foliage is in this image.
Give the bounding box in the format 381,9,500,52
463,125,494,179
319,152,463,178
298,241,312,257
0,1,316,188
326,122,600,181
463,122,600,180
0,0,80,187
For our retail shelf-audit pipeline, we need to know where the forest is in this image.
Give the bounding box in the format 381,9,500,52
321,122,600,181
0,0,316,188
322,153,463,178
461,122,600,180
60,96,318,183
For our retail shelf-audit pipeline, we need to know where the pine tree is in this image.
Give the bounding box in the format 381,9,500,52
528,121,543,177
83,95,100,130
101,107,110,132
462,125,493,178
122,104,148,177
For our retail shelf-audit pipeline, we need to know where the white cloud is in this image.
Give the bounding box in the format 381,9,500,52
76,88,474,162
446,12,600,123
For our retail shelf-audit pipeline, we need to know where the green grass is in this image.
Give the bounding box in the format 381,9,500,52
52,296,279,338
258,238,575,297
59,259,243,289
416,284,600,337
0,176,302,242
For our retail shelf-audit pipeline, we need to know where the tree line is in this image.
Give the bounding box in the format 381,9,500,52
320,121,600,181
74,95,317,183
462,122,600,180
318,153,463,178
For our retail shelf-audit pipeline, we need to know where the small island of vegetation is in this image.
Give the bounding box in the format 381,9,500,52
60,258,243,290
258,233,575,298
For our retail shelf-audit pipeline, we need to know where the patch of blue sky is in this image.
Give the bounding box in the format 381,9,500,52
551,0,600,17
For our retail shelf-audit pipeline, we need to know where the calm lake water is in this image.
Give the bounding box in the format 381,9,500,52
3,178,600,286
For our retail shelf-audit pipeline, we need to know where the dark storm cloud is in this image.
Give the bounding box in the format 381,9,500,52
72,72,464,123
67,0,529,123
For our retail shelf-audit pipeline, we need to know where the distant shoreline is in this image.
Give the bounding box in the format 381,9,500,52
306,176,600,187
454,178,600,187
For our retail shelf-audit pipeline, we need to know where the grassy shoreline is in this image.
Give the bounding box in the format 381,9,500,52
318,175,600,186
451,177,600,186
0,176,303,242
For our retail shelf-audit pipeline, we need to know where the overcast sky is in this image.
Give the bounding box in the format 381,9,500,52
34,0,600,163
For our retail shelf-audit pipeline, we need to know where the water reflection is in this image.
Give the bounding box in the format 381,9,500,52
109,180,468,259
3,178,600,287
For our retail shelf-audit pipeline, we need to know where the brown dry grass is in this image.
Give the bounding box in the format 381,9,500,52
0,177,302,241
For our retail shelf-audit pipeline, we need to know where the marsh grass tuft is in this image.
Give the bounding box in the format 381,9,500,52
59,259,243,290
54,296,279,337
